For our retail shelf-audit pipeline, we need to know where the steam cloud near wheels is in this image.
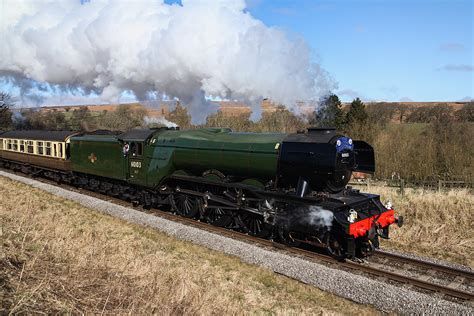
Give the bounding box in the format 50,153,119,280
0,0,336,122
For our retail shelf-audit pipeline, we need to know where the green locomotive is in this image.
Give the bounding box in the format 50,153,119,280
1,127,402,259
70,127,373,192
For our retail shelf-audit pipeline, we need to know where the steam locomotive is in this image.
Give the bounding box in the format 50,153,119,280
0,127,402,259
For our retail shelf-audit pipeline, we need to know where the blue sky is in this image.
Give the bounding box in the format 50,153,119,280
244,0,473,101
2,0,473,104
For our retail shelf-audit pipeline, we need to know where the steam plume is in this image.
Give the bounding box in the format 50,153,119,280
282,205,334,233
0,0,336,122
304,206,334,230
143,116,178,128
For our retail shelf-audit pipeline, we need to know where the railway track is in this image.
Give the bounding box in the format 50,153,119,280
373,250,474,285
3,169,474,304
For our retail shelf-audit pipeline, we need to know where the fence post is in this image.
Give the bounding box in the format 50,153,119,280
367,178,371,190
399,179,405,196
438,180,443,192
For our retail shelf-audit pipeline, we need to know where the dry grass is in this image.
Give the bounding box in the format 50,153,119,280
0,176,378,315
355,184,473,267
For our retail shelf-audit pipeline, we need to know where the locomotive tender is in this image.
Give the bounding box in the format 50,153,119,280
0,127,402,259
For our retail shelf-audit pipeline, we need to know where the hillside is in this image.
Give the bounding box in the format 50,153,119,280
19,100,472,119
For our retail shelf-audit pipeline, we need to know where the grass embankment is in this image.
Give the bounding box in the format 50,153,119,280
0,176,377,314
356,185,473,268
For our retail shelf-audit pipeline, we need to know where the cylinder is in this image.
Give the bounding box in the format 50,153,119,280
296,177,309,197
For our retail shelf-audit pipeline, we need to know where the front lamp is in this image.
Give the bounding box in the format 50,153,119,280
347,209,358,223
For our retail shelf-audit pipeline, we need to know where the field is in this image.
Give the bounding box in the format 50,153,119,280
0,176,377,314
355,185,473,268
30,100,471,117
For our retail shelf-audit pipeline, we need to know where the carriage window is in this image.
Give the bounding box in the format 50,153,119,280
58,143,63,158
7,140,12,150
37,142,44,155
45,142,52,156
19,140,25,152
27,141,34,154
12,140,18,151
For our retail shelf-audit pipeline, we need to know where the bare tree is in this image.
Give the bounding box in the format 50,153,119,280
166,102,191,128
0,92,15,113
0,92,16,129
98,104,147,131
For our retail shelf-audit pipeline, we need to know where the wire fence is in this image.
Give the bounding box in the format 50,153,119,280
349,178,473,196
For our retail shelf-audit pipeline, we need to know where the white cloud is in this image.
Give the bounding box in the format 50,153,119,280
0,0,335,123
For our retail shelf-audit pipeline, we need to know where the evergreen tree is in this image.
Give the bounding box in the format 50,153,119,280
312,94,345,130
346,98,368,125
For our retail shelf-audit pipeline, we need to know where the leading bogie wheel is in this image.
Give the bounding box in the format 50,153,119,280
325,233,346,261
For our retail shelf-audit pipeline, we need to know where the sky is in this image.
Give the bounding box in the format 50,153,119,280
245,0,473,102
1,0,473,106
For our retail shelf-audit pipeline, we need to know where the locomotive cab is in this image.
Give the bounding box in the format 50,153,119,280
118,129,156,185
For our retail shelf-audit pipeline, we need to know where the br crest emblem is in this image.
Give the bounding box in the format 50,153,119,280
88,153,97,163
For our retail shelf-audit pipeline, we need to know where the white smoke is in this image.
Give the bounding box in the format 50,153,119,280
143,116,178,128
305,206,334,230
0,0,336,122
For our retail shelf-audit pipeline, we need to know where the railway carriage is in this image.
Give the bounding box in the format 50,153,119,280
0,130,79,178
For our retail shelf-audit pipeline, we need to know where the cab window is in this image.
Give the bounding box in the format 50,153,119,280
130,142,143,157
136,143,143,156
